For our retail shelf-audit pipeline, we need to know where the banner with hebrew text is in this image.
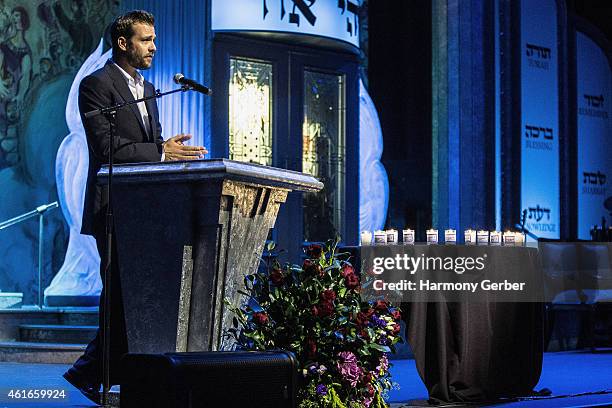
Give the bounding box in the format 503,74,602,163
520,0,560,239
212,0,360,48
576,32,611,239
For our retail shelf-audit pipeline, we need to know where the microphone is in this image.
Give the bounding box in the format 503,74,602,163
173,73,212,95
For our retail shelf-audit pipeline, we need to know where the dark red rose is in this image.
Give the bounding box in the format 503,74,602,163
341,264,355,278
355,312,368,327
269,268,284,285
303,259,323,276
367,384,375,397
345,272,360,289
303,259,314,270
391,309,402,321
305,244,323,259
374,300,389,311
359,329,370,340
311,305,320,316
363,372,373,384
252,312,269,325
316,265,325,277
320,289,336,302
306,338,317,359
365,308,375,318
318,300,335,317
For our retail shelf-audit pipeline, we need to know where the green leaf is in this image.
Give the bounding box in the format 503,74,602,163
367,328,376,339
327,387,348,408
369,343,391,353
357,348,371,357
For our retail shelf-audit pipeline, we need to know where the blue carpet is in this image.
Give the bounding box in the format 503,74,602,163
0,362,95,407
0,351,610,407
387,350,612,407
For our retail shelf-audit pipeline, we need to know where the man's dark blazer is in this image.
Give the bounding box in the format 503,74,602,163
79,60,164,236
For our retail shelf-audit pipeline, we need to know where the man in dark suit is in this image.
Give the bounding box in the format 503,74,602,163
62,10,207,403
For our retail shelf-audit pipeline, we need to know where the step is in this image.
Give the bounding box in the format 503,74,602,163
45,294,99,307
0,307,99,341
0,292,23,309
57,309,99,326
0,341,86,364
19,324,98,344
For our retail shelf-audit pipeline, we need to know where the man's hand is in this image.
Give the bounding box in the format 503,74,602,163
163,134,207,161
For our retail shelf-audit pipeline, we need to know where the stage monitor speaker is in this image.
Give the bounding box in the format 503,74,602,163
121,351,297,408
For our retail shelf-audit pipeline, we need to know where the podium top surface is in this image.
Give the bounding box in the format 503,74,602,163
98,158,323,192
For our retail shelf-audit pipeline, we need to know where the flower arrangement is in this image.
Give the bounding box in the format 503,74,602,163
226,241,403,408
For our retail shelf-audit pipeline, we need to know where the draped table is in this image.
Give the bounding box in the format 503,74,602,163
354,244,545,403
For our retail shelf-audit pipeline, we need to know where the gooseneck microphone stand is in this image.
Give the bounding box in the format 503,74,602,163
84,84,192,406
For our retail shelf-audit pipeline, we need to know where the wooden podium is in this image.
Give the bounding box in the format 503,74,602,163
98,159,322,353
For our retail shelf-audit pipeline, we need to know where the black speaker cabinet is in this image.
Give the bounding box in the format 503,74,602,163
121,351,297,408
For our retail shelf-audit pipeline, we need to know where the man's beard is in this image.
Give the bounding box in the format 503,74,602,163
127,47,153,70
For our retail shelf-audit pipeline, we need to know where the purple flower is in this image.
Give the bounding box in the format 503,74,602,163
376,354,389,375
336,351,362,387
363,396,373,407
316,384,328,396
371,315,387,328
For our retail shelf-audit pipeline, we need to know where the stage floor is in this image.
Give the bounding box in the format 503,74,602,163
0,351,610,407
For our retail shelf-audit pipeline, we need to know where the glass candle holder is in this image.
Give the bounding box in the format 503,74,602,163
464,229,476,245
503,231,516,246
426,229,439,245
360,231,373,246
374,230,387,245
402,229,415,245
386,229,398,245
445,229,457,245
477,230,489,245
490,231,502,245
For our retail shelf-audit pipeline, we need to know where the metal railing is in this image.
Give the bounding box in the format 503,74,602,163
0,202,59,308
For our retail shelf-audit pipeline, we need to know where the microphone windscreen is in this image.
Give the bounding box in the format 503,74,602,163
173,73,184,84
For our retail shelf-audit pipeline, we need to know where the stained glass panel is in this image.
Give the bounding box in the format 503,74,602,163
229,58,273,166
303,70,346,242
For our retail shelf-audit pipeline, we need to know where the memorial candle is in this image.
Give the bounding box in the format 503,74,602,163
464,229,476,245
477,230,489,245
360,231,373,246
503,231,516,246
426,229,439,245
386,229,399,245
402,229,415,244
374,230,387,245
445,229,457,245
490,231,502,245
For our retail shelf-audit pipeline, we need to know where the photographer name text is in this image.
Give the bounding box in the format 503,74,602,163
373,279,526,292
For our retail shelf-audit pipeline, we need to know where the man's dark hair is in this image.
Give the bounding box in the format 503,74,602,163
110,10,155,57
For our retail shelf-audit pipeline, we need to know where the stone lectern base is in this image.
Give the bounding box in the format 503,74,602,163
98,159,322,354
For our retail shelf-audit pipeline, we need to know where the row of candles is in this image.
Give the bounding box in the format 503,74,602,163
360,229,526,246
